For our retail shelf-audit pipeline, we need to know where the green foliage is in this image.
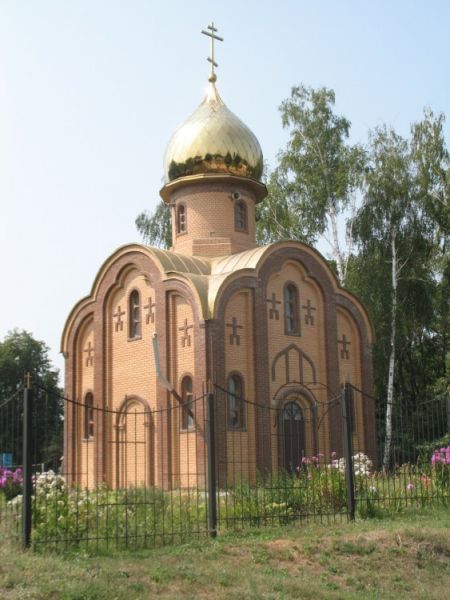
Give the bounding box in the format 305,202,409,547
0,329,59,398
135,201,172,249
275,84,365,240
31,480,208,551
256,169,312,245
349,118,449,421
0,330,62,468
256,85,366,285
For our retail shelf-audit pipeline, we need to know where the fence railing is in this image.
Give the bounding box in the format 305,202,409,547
0,378,449,552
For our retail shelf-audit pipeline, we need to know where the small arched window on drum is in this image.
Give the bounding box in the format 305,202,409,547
234,200,247,231
177,204,187,234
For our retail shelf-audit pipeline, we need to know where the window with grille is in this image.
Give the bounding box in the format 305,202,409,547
227,373,246,429
84,392,94,439
181,376,194,430
129,290,141,339
177,204,187,234
284,283,300,335
234,200,247,231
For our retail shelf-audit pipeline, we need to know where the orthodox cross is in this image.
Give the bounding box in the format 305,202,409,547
179,318,194,348
113,305,125,332
143,297,156,325
338,334,351,359
84,341,94,367
266,293,281,320
302,299,317,325
201,22,223,82
226,317,243,346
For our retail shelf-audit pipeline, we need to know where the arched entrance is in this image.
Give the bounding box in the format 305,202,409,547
282,401,305,473
273,383,320,474
116,397,153,488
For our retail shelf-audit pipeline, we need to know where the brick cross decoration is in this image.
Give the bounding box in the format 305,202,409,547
226,317,243,346
144,297,156,324
266,293,281,320
179,318,194,348
302,299,317,325
113,305,126,332
84,341,94,367
338,334,351,359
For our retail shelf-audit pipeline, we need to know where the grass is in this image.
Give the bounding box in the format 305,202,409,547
0,507,449,599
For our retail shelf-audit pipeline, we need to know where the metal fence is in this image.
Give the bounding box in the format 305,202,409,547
0,379,449,552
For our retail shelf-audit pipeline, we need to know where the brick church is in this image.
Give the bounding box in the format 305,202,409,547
62,27,375,489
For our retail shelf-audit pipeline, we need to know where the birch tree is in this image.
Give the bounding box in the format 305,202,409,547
354,127,417,470
270,85,365,285
136,201,172,249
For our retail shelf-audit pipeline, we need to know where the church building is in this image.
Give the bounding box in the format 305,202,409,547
62,25,376,489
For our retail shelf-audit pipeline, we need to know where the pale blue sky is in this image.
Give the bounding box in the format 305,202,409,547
1,1,449,378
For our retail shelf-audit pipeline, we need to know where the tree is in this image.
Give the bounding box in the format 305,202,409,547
271,85,365,285
0,330,63,469
411,109,450,380
411,108,449,246
352,120,449,470
136,201,172,249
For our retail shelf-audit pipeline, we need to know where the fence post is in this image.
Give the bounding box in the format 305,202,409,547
22,373,33,549
341,382,355,521
206,392,217,538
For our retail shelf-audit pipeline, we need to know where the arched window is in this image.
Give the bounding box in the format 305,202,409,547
181,376,194,430
282,401,304,472
129,290,141,339
227,373,245,429
284,283,300,335
234,200,247,231
177,204,187,234
84,392,94,439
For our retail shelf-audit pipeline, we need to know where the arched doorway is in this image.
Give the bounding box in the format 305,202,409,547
116,398,153,488
282,401,305,473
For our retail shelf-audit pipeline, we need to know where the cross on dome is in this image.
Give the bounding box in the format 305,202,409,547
201,22,223,83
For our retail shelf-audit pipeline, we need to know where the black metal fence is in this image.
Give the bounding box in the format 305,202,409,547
0,379,449,553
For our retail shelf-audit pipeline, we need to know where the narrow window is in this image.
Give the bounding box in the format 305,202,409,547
177,204,187,234
84,392,94,439
227,374,245,429
284,283,300,335
234,200,247,231
129,290,141,339
181,376,194,430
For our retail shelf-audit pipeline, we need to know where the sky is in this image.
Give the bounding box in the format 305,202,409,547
1,0,449,380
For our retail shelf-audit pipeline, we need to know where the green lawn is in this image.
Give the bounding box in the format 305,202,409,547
0,507,449,599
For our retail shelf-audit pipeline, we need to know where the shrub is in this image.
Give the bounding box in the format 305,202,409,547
0,467,23,501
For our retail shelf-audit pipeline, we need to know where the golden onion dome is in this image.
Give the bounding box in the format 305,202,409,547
164,82,263,183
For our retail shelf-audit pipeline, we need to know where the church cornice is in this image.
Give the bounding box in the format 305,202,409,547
159,172,267,204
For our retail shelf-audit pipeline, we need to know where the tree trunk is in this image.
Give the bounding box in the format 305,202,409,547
383,229,398,471
328,202,346,286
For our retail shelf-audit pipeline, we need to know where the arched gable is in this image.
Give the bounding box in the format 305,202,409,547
271,343,317,385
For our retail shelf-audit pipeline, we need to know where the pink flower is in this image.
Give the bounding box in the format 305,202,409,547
331,451,337,459
406,482,414,492
431,445,450,466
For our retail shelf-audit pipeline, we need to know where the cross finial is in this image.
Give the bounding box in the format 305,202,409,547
201,22,223,83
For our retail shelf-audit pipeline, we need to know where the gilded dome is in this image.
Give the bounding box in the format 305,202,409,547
164,82,263,183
